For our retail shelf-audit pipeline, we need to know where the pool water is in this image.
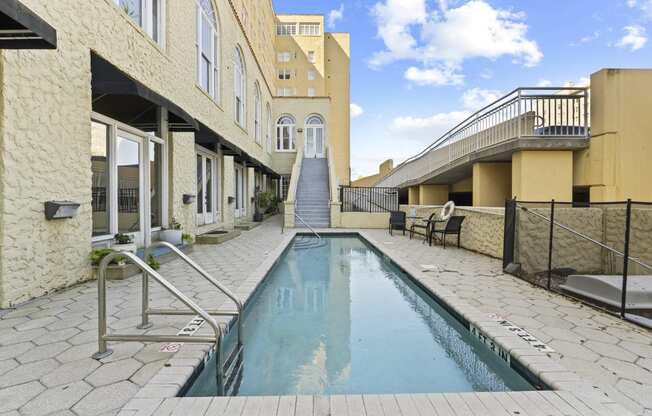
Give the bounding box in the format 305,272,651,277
186,235,533,396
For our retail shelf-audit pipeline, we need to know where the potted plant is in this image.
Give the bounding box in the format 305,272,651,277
113,233,136,253
253,187,264,222
160,217,183,245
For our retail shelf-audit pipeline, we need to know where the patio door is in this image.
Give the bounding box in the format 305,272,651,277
116,130,145,245
196,151,219,226
305,116,325,158
234,164,246,218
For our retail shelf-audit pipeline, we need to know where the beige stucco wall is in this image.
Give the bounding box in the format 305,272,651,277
419,185,449,205
512,150,573,202
400,205,505,259
473,162,512,207
0,1,349,307
339,212,390,229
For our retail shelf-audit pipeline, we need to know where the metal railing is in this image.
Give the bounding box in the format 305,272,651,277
140,241,244,347
340,186,399,213
376,87,589,189
92,251,227,392
293,211,322,241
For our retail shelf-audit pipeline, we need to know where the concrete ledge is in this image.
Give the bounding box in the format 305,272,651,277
195,230,241,245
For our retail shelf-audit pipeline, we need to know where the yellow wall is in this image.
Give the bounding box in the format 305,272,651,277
419,185,449,205
472,163,512,207
574,69,652,202
451,177,473,193
351,159,393,187
512,151,573,201
408,186,420,205
339,212,390,228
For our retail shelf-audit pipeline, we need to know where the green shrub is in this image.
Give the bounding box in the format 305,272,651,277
114,233,133,244
89,249,126,266
182,233,194,244
147,254,161,271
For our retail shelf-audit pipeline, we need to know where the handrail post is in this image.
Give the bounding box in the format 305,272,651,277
547,199,555,290
620,199,632,318
93,255,111,359
517,89,522,139
138,245,153,330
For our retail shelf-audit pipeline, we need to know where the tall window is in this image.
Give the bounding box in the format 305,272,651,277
254,82,262,145
278,69,292,80
196,0,219,100
277,23,297,36
308,51,316,63
307,87,316,97
276,116,295,151
234,47,246,126
116,0,165,45
299,23,320,36
277,52,292,63
308,70,316,81
266,103,272,154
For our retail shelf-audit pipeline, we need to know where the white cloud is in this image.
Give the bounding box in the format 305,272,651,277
616,25,648,51
563,77,590,87
537,79,552,87
391,111,470,142
328,4,344,29
350,103,364,119
404,65,464,86
461,88,502,109
626,0,652,20
370,0,542,81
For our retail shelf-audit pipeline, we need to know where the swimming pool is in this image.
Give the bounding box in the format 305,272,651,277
185,235,534,396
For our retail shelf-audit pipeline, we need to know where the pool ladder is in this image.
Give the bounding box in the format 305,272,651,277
92,242,244,396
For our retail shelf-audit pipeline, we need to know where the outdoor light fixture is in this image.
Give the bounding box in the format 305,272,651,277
297,128,304,133
228,196,235,204
44,201,80,220
183,194,196,205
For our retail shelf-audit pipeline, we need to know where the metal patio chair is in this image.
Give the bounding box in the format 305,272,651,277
430,216,465,248
388,211,406,236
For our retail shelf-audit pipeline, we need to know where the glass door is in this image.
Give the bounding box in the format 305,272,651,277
234,164,245,218
116,130,144,245
197,152,218,226
304,127,316,158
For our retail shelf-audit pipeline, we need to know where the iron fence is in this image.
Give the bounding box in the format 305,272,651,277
340,186,399,213
504,198,652,329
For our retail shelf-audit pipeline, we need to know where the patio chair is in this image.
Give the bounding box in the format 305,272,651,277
388,211,406,236
430,216,465,248
410,212,437,242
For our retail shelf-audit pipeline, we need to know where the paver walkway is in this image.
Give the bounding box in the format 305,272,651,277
364,229,652,416
0,217,287,416
1,219,650,415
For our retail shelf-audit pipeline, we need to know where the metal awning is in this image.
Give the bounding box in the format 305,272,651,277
195,120,241,156
0,0,56,49
91,53,198,131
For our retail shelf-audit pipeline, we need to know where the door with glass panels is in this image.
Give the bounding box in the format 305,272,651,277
197,152,218,226
116,130,145,245
234,165,245,218
305,116,325,158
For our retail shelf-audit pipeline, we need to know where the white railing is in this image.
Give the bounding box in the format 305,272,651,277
376,87,590,188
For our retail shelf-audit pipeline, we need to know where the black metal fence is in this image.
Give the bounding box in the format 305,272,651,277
503,198,652,329
340,186,399,213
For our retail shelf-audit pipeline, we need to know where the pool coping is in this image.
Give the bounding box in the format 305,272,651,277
119,229,628,415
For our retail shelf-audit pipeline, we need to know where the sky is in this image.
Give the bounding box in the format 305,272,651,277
272,0,652,180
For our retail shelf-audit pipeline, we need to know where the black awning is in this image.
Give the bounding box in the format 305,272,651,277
194,120,241,156
91,53,198,131
0,0,56,49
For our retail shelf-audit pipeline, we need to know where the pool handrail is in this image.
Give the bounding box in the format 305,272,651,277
92,250,226,394
293,210,322,241
140,241,244,347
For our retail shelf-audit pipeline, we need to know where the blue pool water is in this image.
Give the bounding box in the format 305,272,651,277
186,235,533,396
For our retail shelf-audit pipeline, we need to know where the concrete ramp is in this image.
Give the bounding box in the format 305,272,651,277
560,275,652,309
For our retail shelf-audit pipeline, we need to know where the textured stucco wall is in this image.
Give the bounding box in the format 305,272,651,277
400,205,505,259
603,207,652,275
169,133,197,237
516,208,604,275
340,212,390,229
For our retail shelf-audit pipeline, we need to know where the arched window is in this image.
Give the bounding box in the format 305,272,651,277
276,116,295,151
254,82,262,145
306,115,324,125
266,103,272,154
234,47,246,126
196,0,219,100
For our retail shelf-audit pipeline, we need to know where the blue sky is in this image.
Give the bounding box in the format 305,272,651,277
272,0,652,179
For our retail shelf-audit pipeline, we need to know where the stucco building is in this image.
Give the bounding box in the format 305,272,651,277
0,0,350,307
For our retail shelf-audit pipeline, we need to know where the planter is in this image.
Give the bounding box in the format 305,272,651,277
196,230,241,245
160,229,183,245
253,212,264,222
112,243,137,253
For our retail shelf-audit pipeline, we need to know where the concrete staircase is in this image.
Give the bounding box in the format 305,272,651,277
295,158,330,228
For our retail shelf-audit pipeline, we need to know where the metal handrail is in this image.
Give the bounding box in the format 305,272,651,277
140,241,244,347
293,210,322,241
92,251,226,393
519,206,652,272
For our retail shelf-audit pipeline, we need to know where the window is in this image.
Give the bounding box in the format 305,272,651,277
276,116,295,151
277,52,291,62
115,0,164,45
278,69,292,80
280,175,291,200
92,122,110,237
299,23,320,36
254,82,262,145
308,51,316,63
307,87,316,97
277,88,295,97
234,47,246,126
307,70,316,81
277,22,297,36
266,103,272,154
196,0,219,100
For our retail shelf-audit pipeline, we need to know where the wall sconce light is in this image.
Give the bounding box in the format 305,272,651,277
297,128,304,133
228,196,235,204
183,194,196,205
44,201,80,220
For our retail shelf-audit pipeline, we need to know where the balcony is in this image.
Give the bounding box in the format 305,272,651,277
376,87,590,188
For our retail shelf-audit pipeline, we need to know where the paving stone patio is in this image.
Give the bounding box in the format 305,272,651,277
0,218,651,415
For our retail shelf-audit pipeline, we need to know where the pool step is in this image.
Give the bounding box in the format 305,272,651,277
222,343,244,396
